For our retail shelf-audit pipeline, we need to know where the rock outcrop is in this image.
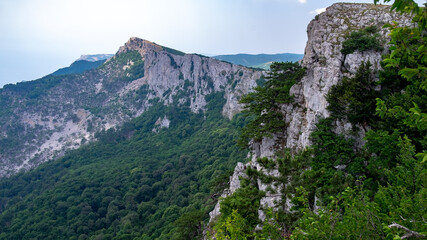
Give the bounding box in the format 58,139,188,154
208,2,412,225
0,38,263,177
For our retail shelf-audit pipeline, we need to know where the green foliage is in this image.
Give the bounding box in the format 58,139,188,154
310,118,357,172
308,118,365,198
213,209,252,240
218,178,265,230
367,0,426,190
374,136,427,236
173,209,205,240
52,59,107,76
0,92,248,239
2,74,63,99
293,137,427,239
254,208,284,239
374,0,424,26
118,51,145,81
292,1,427,239
326,61,378,129
100,50,145,88
341,26,384,55
374,19,426,151
292,186,385,240
227,2,426,238
238,62,305,147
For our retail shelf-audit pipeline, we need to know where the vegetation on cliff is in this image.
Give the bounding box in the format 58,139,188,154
238,62,305,146
0,93,247,240
211,0,426,239
0,0,425,239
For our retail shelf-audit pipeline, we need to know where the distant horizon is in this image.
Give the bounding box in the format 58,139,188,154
1,0,425,87
0,36,309,88
0,50,304,88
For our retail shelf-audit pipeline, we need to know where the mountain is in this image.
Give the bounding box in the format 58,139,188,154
212,53,303,69
52,60,107,76
76,54,114,62
0,2,424,240
53,52,295,77
0,89,249,239
52,54,114,76
0,38,262,177
207,2,425,239
0,38,263,238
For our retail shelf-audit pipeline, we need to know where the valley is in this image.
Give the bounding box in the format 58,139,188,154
0,1,425,239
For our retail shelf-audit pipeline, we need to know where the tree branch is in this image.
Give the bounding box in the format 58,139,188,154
388,222,426,239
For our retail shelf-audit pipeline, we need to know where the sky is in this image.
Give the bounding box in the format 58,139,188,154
0,0,424,87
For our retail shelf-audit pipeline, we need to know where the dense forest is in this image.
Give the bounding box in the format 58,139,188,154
209,0,426,239
0,0,425,239
0,92,248,239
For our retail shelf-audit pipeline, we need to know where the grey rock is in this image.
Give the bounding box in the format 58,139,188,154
208,2,412,227
0,38,263,177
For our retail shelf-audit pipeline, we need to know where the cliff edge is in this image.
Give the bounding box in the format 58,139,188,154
208,2,412,226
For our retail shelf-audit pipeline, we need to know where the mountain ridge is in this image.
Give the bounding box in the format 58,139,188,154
0,2,424,239
212,53,303,69
0,37,263,177
52,59,107,76
206,2,418,237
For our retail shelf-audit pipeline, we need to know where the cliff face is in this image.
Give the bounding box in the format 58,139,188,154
209,2,412,223
0,38,262,177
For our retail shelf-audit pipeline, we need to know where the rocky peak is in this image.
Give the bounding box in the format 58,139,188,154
294,2,411,150
0,36,262,177
118,37,173,56
208,2,413,227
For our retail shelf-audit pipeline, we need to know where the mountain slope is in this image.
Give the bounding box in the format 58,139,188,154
212,53,303,69
207,3,424,239
0,38,266,239
0,93,248,239
52,59,108,76
0,38,262,177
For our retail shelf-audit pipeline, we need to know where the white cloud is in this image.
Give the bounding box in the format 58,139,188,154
310,7,326,15
298,0,306,3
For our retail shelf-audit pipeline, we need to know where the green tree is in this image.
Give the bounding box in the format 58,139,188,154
213,210,251,240
238,62,305,147
326,61,378,130
173,209,205,240
341,26,384,55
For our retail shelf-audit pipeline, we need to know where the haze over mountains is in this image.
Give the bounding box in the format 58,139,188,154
212,53,303,69
0,36,264,239
45,52,303,78
0,2,425,239
0,37,263,177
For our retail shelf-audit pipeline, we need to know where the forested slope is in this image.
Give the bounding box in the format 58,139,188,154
0,92,247,239
208,1,426,239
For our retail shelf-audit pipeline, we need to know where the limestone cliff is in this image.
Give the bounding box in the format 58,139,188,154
0,38,262,177
208,2,412,224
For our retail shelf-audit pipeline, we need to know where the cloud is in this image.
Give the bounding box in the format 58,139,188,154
298,0,307,3
310,7,326,15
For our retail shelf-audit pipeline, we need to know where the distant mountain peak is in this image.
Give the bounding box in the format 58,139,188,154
212,53,304,70
118,37,186,56
118,37,163,54
76,54,113,62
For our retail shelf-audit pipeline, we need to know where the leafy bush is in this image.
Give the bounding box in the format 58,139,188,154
341,26,384,54
326,61,378,130
238,62,305,147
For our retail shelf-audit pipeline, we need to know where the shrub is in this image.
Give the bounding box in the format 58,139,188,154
341,26,384,54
